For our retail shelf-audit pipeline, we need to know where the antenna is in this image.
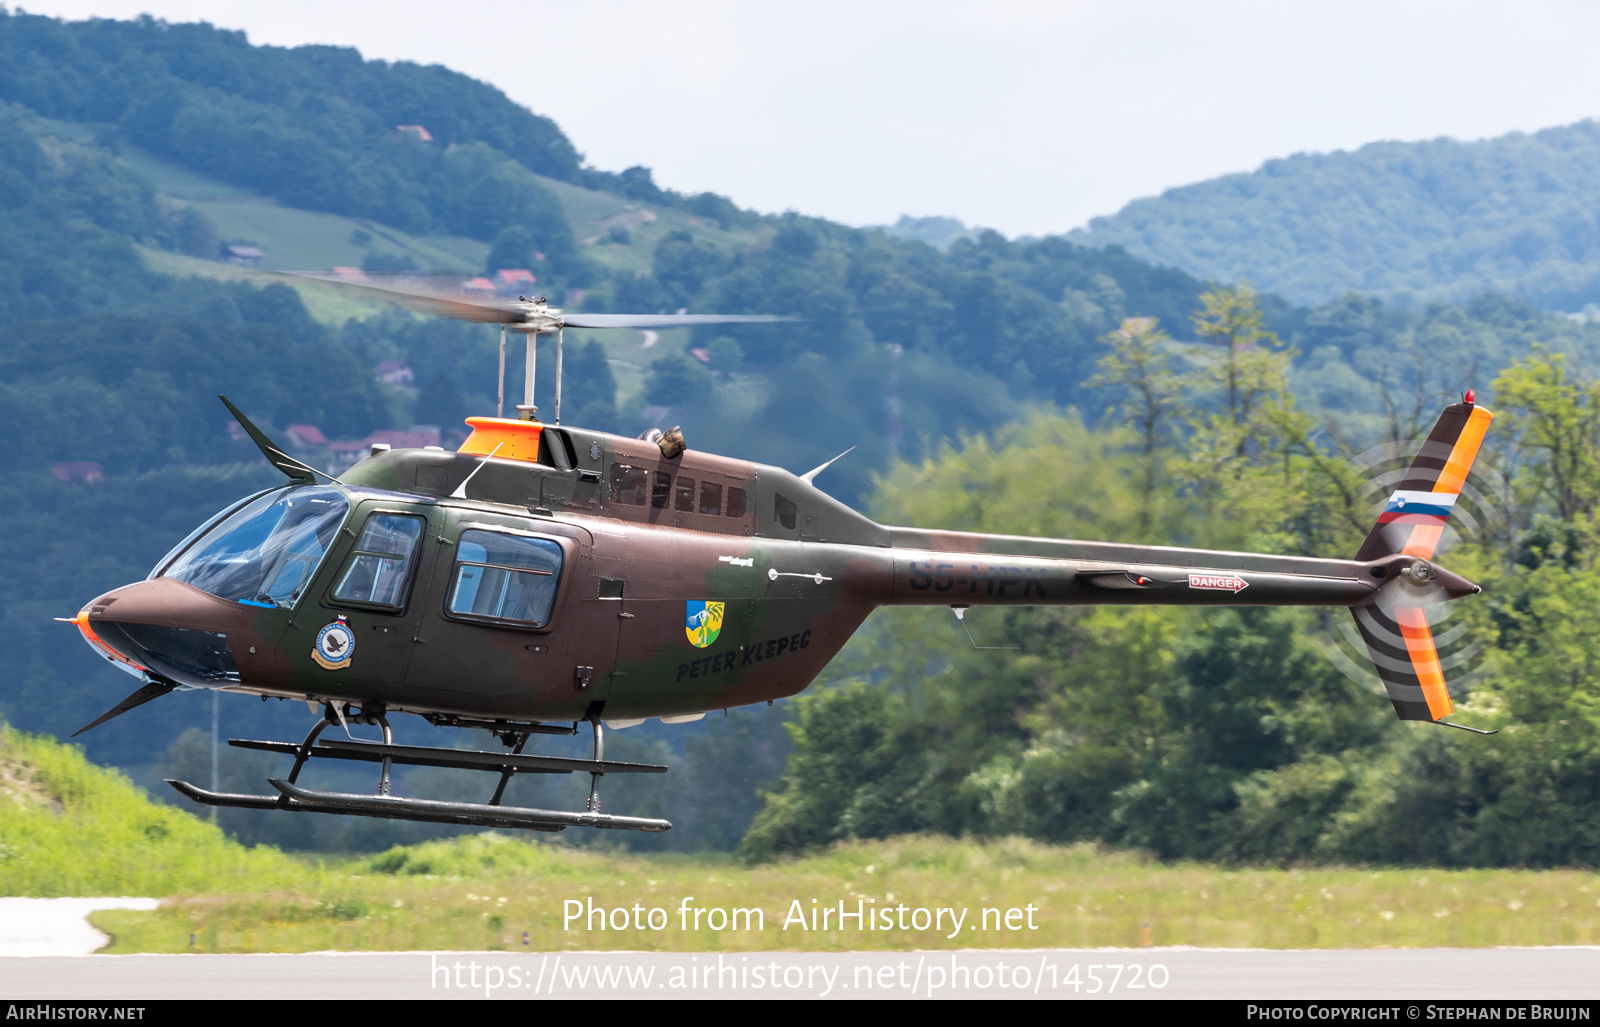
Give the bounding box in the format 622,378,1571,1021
450,441,505,499
950,606,1019,650
800,446,857,484
555,327,564,425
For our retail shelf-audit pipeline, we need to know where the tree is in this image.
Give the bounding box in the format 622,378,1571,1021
1191,280,1281,425
1492,349,1600,525
643,353,713,411
1089,316,1180,529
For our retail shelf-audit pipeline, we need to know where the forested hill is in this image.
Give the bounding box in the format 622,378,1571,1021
1070,119,1600,310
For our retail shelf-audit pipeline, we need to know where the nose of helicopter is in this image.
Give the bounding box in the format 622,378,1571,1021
75,578,260,687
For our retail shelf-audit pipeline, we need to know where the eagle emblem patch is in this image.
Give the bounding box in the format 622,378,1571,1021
312,615,355,670
685,601,724,649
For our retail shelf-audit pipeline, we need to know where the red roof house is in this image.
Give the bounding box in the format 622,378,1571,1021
374,360,415,387
52,462,103,484
284,424,328,449
497,268,537,288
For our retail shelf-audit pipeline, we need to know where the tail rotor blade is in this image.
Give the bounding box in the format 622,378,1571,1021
1351,604,1453,723
1356,399,1494,563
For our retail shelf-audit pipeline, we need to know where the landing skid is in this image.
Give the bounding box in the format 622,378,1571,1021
165,704,671,833
166,778,669,832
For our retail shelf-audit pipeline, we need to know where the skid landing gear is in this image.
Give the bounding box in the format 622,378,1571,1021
166,703,671,833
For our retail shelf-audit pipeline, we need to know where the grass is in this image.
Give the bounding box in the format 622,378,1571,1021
9,727,1599,954
116,142,487,280
0,727,308,898
85,834,1600,954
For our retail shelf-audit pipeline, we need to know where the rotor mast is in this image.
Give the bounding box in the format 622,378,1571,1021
501,299,565,422
518,330,538,420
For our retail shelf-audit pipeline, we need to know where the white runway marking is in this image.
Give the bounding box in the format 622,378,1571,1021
0,898,159,957
1,947,1598,999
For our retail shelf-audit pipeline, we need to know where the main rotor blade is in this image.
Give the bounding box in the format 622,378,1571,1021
70,680,178,738
560,314,796,329
275,273,794,329
274,272,531,323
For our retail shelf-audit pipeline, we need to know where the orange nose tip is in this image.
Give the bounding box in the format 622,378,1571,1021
74,607,149,673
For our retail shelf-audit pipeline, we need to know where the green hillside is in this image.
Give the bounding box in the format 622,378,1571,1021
1071,119,1600,310
0,726,302,896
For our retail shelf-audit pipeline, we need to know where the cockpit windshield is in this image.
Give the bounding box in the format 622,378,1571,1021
162,487,349,608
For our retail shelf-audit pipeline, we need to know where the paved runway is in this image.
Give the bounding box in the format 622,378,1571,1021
2,947,1598,1000
0,899,159,957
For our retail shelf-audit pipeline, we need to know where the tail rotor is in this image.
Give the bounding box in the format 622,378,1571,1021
1338,396,1500,727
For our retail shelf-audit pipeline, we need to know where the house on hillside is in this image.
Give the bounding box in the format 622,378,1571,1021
328,438,374,470
374,360,415,387
497,268,536,291
222,245,264,267
284,424,328,452
51,462,103,484
395,125,433,142
327,426,445,473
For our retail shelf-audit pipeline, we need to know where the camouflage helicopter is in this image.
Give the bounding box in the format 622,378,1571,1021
66,277,1495,834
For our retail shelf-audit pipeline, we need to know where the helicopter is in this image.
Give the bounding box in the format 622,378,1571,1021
65,276,1496,834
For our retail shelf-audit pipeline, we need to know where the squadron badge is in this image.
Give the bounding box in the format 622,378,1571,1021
685,601,724,649
312,615,356,670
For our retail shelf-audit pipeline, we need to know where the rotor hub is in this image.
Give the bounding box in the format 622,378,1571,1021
1401,560,1437,585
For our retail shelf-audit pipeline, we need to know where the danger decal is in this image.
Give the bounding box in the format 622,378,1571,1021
1188,573,1249,594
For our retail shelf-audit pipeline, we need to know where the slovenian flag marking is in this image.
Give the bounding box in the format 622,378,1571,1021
1376,489,1457,525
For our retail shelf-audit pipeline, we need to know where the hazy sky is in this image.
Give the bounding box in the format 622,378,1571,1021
18,1,1600,236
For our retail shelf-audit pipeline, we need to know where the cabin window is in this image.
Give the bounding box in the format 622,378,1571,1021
332,514,425,609
163,486,349,608
651,471,672,509
674,477,696,512
447,529,563,628
700,482,723,516
608,463,648,506
774,493,798,530
727,486,748,518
